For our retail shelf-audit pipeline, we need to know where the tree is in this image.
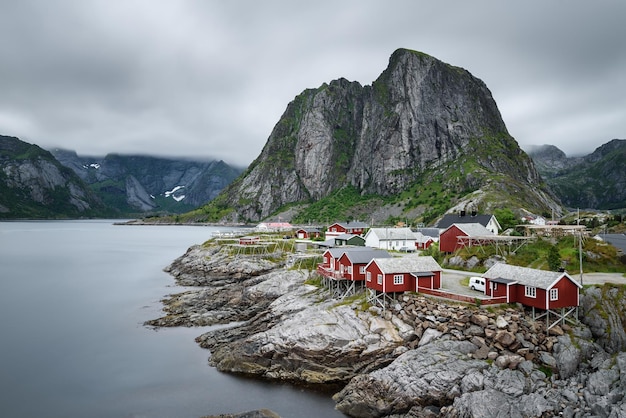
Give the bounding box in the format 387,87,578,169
493,208,517,231
547,244,561,271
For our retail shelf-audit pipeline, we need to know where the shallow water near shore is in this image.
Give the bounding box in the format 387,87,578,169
0,220,344,418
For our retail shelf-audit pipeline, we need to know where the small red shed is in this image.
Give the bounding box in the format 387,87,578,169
296,228,321,239
415,232,435,250
365,256,442,294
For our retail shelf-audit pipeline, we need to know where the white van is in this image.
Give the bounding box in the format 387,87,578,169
469,277,486,292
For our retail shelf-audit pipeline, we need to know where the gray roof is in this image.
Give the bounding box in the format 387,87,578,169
372,255,441,274
335,233,364,241
331,221,369,228
436,213,495,229
297,227,321,233
483,263,581,289
598,234,626,253
451,223,493,237
344,249,392,264
416,228,440,239
325,246,371,258
367,227,416,240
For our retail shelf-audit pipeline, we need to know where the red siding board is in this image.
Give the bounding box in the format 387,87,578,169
440,225,465,253
548,277,579,309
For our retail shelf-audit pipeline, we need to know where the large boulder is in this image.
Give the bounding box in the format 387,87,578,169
333,339,487,417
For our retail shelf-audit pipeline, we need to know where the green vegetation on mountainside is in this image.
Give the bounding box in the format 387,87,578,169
436,235,626,275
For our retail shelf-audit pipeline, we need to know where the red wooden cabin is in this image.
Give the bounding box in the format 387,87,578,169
318,247,373,278
439,223,493,253
295,228,321,239
337,249,391,282
482,263,582,309
365,256,442,293
326,221,368,237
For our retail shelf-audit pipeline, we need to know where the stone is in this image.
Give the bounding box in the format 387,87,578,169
333,339,487,417
494,330,516,347
473,345,491,360
418,328,443,347
471,314,489,328
496,315,508,329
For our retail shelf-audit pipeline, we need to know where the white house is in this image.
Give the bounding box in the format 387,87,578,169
364,227,417,251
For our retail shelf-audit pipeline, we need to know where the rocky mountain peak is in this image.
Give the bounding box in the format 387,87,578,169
200,49,560,223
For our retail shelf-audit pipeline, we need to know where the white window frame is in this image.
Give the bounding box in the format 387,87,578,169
366,272,371,282
359,266,365,274
549,288,558,301
393,274,404,285
525,286,536,298
377,274,383,285
347,266,353,275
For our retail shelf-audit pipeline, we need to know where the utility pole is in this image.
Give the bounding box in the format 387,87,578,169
579,230,583,286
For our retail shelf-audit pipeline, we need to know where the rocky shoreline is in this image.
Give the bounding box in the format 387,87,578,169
148,241,626,417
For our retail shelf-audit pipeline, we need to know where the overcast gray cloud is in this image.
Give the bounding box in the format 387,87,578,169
0,0,624,166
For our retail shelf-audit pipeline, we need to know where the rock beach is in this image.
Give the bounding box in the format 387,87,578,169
148,240,626,417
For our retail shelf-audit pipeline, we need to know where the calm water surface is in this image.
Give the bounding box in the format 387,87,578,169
0,220,344,418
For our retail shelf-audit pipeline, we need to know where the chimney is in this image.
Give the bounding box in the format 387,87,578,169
471,210,477,217
460,210,466,217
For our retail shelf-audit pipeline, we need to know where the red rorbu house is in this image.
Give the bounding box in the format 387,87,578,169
415,232,435,250
439,223,493,253
365,256,442,308
295,228,321,239
482,263,582,329
317,247,388,299
325,221,369,238
337,249,392,282
318,247,372,279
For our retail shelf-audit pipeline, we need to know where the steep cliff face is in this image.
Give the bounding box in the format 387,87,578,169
0,135,106,218
529,139,626,210
211,48,558,222
52,149,242,214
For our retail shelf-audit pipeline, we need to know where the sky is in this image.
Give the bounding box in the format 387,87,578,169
0,1,624,167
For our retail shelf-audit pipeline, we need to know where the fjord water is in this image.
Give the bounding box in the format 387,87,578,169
0,220,343,418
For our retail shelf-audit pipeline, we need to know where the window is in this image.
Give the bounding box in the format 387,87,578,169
359,266,365,274
550,288,558,301
393,274,404,285
525,286,536,298
366,272,371,282
347,266,353,275
377,274,383,285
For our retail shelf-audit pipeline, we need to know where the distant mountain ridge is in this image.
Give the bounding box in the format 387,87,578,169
528,139,626,210
0,135,108,218
51,149,242,215
185,48,561,224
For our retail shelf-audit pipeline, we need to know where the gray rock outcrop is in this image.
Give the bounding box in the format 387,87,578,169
149,239,626,417
210,48,560,222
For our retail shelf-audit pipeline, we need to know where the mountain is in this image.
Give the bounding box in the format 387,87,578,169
0,135,109,219
51,149,243,215
528,139,626,210
185,48,561,224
